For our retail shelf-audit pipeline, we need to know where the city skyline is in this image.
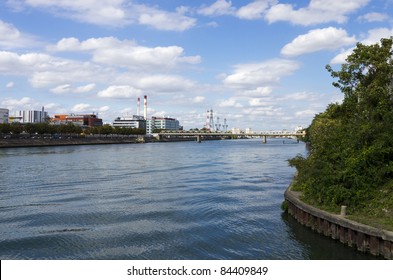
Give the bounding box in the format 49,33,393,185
1,0,393,130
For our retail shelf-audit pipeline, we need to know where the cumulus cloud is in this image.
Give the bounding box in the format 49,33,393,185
97,85,142,99
218,97,243,108
281,27,356,57
50,83,96,94
131,75,195,92
1,96,38,110
330,27,393,64
198,0,235,16
266,0,370,25
71,103,92,113
8,0,196,31
295,109,318,117
0,50,114,87
49,37,201,70
0,19,38,49
223,59,299,89
190,96,205,103
358,12,389,22
248,98,273,107
236,0,277,20
6,82,14,88
137,5,196,31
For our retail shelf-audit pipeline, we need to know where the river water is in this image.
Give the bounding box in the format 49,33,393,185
0,139,378,259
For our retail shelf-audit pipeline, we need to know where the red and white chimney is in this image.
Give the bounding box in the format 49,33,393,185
137,97,140,116
143,95,147,120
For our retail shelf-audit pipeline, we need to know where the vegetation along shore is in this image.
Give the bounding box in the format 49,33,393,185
286,37,393,235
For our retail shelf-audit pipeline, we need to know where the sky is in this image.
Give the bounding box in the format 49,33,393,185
1,0,393,131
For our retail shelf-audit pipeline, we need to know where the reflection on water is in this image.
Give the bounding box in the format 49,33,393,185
0,139,379,259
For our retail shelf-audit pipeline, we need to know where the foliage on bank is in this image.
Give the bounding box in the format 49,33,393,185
289,38,393,227
0,122,145,135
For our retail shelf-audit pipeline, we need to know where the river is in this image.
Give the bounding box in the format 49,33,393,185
0,139,379,259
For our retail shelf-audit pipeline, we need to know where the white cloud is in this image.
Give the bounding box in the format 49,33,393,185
283,91,318,101
236,0,277,20
13,0,129,27
266,0,370,26
198,0,235,16
49,37,201,70
0,19,38,49
0,50,114,87
1,96,38,110
131,75,195,92
137,6,196,31
190,96,205,103
281,27,356,57
237,87,273,97
97,85,142,99
249,98,272,107
358,12,389,22
218,97,243,108
50,83,96,94
6,82,14,88
223,59,299,89
295,109,318,117
75,83,96,93
330,48,354,64
330,27,393,64
10,0,196,31
50,84,72,94
360,27,393,45
99,106,110,112
71,103,92,113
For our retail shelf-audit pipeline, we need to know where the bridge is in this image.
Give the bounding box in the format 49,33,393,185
155,131,306,143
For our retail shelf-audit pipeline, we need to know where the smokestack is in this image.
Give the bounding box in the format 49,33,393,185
143,95,147,120
137,97,140,116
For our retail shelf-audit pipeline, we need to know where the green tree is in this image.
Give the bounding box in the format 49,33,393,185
290,37,393,215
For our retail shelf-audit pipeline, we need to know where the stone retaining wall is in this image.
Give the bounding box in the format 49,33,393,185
284,186,393,259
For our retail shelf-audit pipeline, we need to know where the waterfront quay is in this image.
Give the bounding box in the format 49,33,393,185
285,186,393,259
0,133,146,148
0,130,306,148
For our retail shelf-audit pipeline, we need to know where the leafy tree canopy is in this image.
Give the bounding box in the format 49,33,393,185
289,38,393,223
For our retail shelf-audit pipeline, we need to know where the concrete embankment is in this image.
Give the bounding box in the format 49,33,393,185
0,136,146,148
284,185,393,259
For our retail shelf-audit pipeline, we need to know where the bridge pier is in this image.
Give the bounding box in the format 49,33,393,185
262,135,267,144
196,135,201,143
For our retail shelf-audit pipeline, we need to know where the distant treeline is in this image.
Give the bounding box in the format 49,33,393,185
0,122,145,135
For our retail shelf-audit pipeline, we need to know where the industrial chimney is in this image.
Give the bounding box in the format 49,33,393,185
143,95,147,120
137,97,140,116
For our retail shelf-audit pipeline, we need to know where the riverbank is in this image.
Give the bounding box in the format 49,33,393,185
0,136,146,148
284,184,393,259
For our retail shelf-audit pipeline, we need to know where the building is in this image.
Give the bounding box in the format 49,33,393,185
51,114,102,127
10,107,48,123
245,128,254,134
231,128,242,134
112,115,146,130
0,108,9,124
146,116,180,134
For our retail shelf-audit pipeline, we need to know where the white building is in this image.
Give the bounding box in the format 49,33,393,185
146,117,180,134
0,108,9,124
11,107,48,123
231,128,242,134
112,115,146,130
245,128,254,134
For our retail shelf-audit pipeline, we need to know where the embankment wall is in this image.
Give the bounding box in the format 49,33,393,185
284,187,393,259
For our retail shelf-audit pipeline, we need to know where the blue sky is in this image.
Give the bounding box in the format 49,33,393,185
1,0,393,131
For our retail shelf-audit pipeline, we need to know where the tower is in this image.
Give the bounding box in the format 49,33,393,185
143,95,147,120
137,97,140,116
